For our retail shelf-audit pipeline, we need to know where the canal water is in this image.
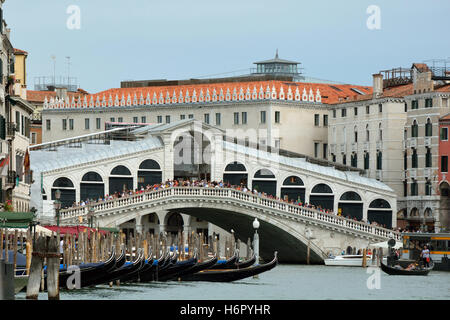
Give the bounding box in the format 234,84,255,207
16,264,450,300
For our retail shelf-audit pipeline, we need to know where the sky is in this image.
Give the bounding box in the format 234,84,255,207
4,0,450,94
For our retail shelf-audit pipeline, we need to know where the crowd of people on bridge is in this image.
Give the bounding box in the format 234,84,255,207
69,178,400,232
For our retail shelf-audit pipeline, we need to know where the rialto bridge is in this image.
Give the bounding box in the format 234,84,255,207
30,119,400,263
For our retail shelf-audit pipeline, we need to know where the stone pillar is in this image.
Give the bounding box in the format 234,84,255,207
162,134,174,181
135,215,143,235
211,131,224,182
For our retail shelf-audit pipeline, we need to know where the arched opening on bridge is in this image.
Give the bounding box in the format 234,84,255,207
173,130,211,181
368,199,392,229
338,191,363,220
252,169,277,197
280,176,305,202
396,208,408,230
165,212,184,236
309,183,334,211
223,161,248,187
52,177,76,209
109,165,133,194
138,159,162,189
80,171,104,202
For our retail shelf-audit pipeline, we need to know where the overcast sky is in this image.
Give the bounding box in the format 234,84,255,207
4,0,450,93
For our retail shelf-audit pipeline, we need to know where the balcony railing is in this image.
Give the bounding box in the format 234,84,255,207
340,143,346,153
351,142,357,153
424,137,431,147
410,138,417,148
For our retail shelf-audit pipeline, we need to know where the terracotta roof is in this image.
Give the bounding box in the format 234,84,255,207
435,84,450,93
331,83,413,104
14,48,28,55
412,63,430,72
81,80,372,106
27,89,89,103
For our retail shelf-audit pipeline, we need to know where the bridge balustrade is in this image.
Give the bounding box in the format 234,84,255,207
59,186,401,241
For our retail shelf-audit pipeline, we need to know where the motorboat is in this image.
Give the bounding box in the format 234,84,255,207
324,254,386,267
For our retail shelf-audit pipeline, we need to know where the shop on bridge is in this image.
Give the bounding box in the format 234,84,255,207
109,165,133,195
252,169,277,197
223,161,248,187
280,176,305,203
338,191,363,220
309,183,334,211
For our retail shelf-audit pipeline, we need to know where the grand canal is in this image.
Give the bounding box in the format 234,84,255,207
16,264,450,300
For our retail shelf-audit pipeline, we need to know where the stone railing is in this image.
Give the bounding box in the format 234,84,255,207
59,187,402,241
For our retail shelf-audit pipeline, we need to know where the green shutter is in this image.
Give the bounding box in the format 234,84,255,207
0,115,5,139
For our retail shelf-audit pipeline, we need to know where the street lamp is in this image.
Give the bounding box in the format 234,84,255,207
252,218,260,266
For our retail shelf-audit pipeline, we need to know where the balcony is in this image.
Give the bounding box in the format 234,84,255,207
363,142,369,152
423,168,432,178
410,138,417,148
351,142,357,153
6,122,16,139
330,144,336,154
424,137,431,147
376,140,383,150
340,143,346,153
410,168,417,179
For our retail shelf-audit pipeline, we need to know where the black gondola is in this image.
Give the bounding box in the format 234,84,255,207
138,252,167,282
57,247,118,289
157,254,198,281
208,251,238,270
380,260,434,276
175,255,218,280
233,254,256,269
180,252,278,282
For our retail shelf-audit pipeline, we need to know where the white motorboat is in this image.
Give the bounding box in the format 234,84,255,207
324,254,386,267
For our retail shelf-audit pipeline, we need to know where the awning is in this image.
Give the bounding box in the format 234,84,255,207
43,225,111,238
0,211,34,229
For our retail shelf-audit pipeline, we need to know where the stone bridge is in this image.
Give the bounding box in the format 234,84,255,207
59,187,402,264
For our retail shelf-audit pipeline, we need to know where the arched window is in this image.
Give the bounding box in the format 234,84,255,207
80,172,104,202
82,172,103,182
53,177,74,188
224,162,246,172
138,159,162,188
340,191,362,201
354,126,358,143
254,169,275,179
52,177,76,208
369,199,391,209
376,151,382,170
378,123,382,141
139,159,161,170
283,176,304,186
351,153,357,167
425,118,432,137
311,183,333,194
425,147,432,168
364,152,369,170
111,165,132,175
366,124,370,141
412,120,419,138
412,148,418,168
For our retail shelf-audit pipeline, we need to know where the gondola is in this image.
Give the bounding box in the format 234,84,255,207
208,251,238,270
175,255,218,281
157,254,198,281
380,260,434,276
138,252,167,282
180,252,278,282
57,247,118,288
120,252,154,283
233,254,256,269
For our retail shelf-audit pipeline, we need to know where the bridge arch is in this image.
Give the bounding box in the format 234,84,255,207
52,177,76,208
138,159,162,188
80,171,104,202
223,161,248,187
280,175,305,203
109,165,133,194
251,168,277,197
309,183,334,211
338,191,363,220
368,198,392,228
164,212,185,236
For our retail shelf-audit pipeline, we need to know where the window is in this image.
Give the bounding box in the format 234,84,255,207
404,103,407,112
46,119,51,131
188,114,194,119
157,116,162,123
378,104,382,113
62,119,67,131
314,114,320,126
242,112,247,125
21,115,24,135
366,124,370,141
275,111,280,123
15,111,20,132
351,153,357,167
441,156,448,173
165,115,170,123
69,119,74,130
342,154,347,165
425,119,432,136
234,112,239,125
215,113,221,125
412,100,418,109
85,118,90,130
96,118,101,129
341,108,347,117
323,143,328,159
354,126,358,143
411,120,418,137
376,151,382,170
314,142,319,158
412,148,418,168
366,105,370,114
425,180,432,196
141,116,146,123
404,152,407,170
364,152,369,170
260,111,266,124
425,98,433,108
180,114,186,120
403,180,408,197
441,127,448,140
118,117,123,123
133,117,138,123
332,109,336,118
332,154,336,162
110,117,115,122
204,113,210,124
323,114,328,127
354,107,358,116
378,123,382,141
425,148,432,168
31,132,37,144
411,180,418,196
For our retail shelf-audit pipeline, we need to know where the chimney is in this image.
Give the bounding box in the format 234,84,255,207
372,73,383,98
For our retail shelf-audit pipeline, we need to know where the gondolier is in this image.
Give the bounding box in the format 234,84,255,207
420,245,431,268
